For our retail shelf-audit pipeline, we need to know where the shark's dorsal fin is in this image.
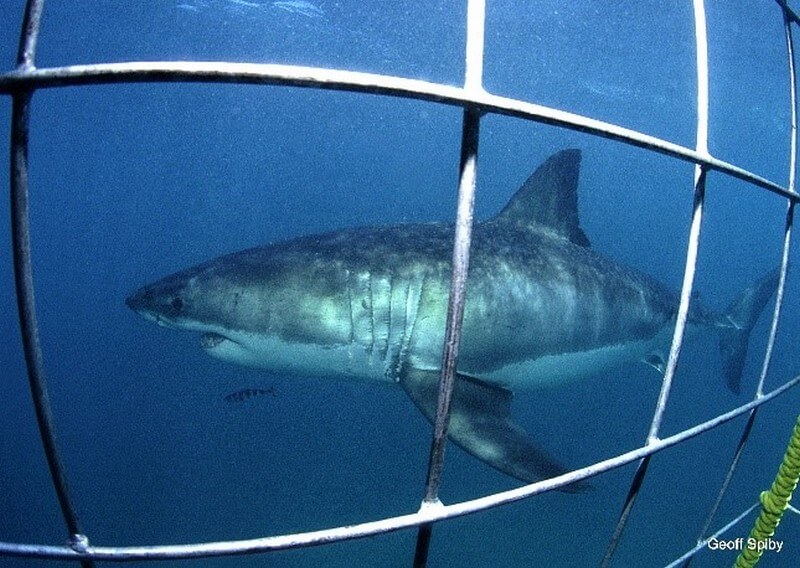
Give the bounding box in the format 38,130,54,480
493,149,590,247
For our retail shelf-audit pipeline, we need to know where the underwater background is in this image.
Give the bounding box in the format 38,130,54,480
1,1,799,566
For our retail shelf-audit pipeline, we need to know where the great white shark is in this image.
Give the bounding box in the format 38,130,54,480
126,149,777,490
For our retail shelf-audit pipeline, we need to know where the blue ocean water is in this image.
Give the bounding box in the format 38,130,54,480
1,1,799,567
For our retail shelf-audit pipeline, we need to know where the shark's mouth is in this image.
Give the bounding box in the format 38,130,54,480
200,332,228,350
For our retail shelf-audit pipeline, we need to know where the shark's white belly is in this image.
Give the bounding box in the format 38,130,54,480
475,337,661,389
203,328,397,383
205,323,668,390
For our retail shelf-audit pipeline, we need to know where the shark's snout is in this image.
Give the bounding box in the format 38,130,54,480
124,288,148,312
126,286,169,313
125,281,189,328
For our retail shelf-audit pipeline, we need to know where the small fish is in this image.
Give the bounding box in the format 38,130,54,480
224,387,275,403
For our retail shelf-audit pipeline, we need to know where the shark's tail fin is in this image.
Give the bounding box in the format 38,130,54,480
719,268,780,394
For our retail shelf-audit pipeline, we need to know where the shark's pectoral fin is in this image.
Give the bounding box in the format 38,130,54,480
399,368,589,493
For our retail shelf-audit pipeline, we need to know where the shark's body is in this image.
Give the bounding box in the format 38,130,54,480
127,150,777,489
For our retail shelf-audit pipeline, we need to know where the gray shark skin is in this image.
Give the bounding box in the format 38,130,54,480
126,149,777,491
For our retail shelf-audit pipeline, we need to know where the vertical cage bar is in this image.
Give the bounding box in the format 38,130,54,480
647,0,711,444
417,0,484,511
754,2,797,400
685,7,799,564
15,0,44,70
418,108,482,507
412,0,485,566
9,1,93,565
601,1,711,565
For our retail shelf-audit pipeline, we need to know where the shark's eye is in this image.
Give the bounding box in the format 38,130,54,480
171,297,184,312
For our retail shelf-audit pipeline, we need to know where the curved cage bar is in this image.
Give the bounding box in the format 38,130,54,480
0,61,795,201
2,0,800,566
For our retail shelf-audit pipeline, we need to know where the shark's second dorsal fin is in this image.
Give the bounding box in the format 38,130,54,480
493,149,590,247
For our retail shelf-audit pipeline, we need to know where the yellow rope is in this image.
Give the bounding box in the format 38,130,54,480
733,414,800,568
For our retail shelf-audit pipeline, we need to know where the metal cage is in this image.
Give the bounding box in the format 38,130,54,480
1,1,799,566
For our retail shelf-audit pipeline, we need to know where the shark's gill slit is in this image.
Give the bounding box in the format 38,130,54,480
396,274,425,379
366,270,375,358
344,268,355,347
350,270,372,361
373,273,392,364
